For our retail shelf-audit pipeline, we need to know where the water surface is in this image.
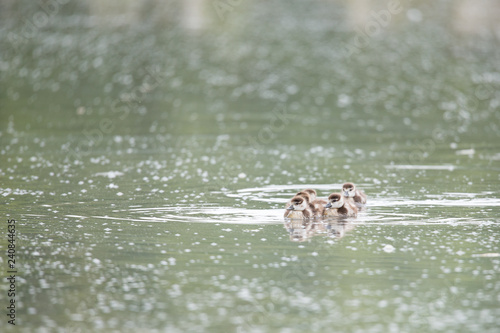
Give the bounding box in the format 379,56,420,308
1,0,500,332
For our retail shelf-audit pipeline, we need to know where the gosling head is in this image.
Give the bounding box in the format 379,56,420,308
301,189,317,201
294,191,311,203
342,182,356,198
287,195,309,211
325,193,344,209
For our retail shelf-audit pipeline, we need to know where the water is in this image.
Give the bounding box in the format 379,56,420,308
1,0,500,332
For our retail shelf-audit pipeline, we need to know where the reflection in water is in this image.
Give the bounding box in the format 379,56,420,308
284,219,356,242
453,0,500,35
183,0,208,31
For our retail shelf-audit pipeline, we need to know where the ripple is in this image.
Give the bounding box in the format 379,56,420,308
82,184,500,225
369,197,500,207
384,164,458,170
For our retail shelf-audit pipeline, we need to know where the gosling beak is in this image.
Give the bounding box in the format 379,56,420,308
343,190,349,197
325,202,332,209
287,205,294,210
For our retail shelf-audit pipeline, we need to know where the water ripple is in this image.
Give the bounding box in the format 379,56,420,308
83,184,500,225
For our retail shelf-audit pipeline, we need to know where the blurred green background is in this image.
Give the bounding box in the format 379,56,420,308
1,0,499,332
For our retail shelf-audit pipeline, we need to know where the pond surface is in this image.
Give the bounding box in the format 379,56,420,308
1,0,500,332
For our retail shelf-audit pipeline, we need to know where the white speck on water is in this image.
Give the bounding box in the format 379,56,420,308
92,56,103,68
378,300,389,308
472,253,500,257
95,171,124,179
70,313,84,321
286,84,299,95
337,94,352,108
407,8,423,22
383,245,396,253
456,149,475,157
116,192,123,196
237,288,253,301
39,279,50,289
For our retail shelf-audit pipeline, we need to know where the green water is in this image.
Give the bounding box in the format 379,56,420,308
1,0,500,332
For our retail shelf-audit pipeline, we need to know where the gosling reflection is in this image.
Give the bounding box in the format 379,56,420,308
284,219,356,242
